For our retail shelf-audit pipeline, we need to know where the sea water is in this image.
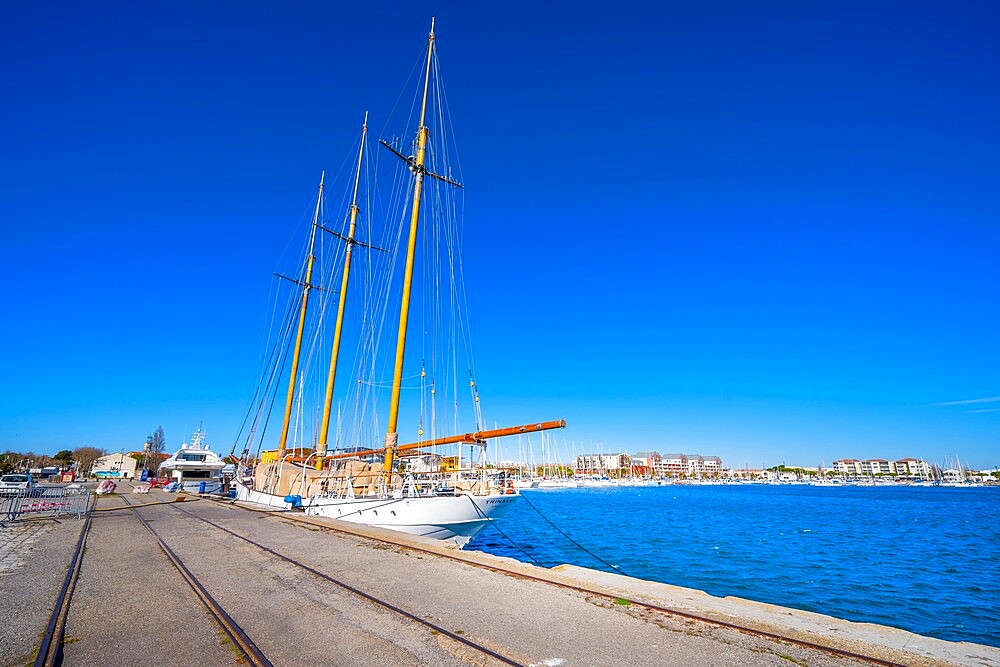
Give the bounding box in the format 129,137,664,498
467,484,1000,647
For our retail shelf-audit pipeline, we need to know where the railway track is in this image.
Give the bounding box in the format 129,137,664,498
33,510,92,667
118,495,272,667
58,492,527,666
206,497,908,667
33,493,272,667
153,501,528,667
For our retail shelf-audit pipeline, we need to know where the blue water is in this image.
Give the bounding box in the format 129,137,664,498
467,484,1000,647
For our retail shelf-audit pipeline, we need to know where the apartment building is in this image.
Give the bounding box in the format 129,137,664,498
833,459,862,476
861,459,894,475
699,455,723,475
653,453,724,477
895,458,932,477
660,453,688,475
575,453,631,475
833,457,933,477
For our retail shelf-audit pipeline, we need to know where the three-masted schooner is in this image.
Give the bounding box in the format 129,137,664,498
233,20,565,547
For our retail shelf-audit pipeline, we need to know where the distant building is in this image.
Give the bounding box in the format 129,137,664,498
697,455,723,475
895,458,932,477
833,457,933,478
631,451,661,476
632,451,661,468
91,452,139,479
636,452,724,477
660,453,688,476
398,451,443,473
861,459,894,476
833,459,863,476
575,453,631,476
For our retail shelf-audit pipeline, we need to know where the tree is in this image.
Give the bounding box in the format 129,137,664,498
54,450,73,466
147,426,166,474
72,447,106,477
0,451,20,475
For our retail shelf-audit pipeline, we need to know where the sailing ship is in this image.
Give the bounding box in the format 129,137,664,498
233,20,565,547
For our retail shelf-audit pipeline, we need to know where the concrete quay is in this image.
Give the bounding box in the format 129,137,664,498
1,483,997,666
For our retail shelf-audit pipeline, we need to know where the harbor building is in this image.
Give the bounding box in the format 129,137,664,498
861,459,894,476
697,455,723,475
90,452,139,479
638,453,724,478
573,451,726,478
574,453,631,476
833,458,934,478
397,451,443,474
660,453,688,475
631,451,661,476
895,458,932,477
632,451,661,468
833,459,863,476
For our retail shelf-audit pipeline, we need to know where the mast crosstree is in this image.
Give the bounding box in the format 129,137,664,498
316,113,370,469
381,18,442,475
276,173,324,460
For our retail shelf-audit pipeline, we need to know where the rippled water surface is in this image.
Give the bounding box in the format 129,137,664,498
467,484,1000,647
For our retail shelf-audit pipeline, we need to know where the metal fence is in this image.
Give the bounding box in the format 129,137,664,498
1,485,93,524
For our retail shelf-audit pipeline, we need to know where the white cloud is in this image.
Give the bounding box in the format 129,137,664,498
933,396,1000,407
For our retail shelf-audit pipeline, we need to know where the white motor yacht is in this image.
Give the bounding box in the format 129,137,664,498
160,428,226,493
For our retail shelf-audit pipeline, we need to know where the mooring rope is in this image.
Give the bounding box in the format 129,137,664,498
516,492,629,576
467,497,542,566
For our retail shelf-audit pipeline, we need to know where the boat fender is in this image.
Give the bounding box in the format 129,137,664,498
284,494,303,508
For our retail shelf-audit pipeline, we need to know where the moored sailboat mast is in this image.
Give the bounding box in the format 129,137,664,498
317,114,368,469
382,19,436,475
277,174,324,460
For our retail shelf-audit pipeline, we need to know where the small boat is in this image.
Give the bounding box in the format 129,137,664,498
232,20,565,547
95,479,117,495
160,428,227,493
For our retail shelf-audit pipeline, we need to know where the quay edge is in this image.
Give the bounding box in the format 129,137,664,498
245,499,1000,667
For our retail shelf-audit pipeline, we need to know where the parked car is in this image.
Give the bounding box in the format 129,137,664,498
0,473,34,496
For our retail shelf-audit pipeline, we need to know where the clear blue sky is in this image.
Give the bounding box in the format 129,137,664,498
2,1,997,469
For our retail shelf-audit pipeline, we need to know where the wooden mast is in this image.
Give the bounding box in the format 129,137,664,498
277,174,323,461
382,19,435,475
317,114,368,469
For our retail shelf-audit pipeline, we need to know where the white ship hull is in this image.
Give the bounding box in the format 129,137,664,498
176,479,223,494
234,480,519,547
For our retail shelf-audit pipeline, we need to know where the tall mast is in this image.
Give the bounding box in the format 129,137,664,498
277,173,324,460
317,113,368,469
382,19,435,474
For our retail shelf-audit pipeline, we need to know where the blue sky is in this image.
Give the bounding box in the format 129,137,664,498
1,1,997,469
